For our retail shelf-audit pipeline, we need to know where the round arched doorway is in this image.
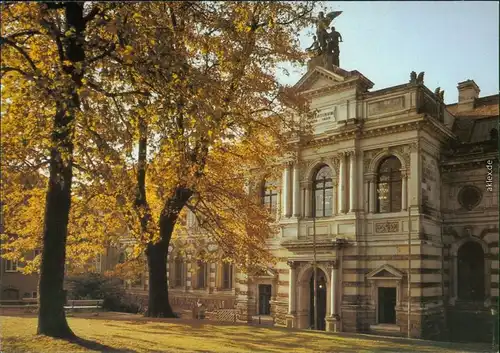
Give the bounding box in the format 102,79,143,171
309,268,327,330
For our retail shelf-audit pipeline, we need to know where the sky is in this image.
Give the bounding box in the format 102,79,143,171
278,1,499,104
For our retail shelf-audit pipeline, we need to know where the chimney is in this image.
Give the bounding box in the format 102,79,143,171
456,80,480,111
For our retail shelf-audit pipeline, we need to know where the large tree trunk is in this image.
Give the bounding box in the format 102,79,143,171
145,187,192,318
146,239,173,317
37,106,75,338
37,2,86,338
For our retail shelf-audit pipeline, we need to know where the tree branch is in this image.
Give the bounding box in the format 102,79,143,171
5,30,43,40
0,66,32,78
83,5,101,24
86,81,150,97
0,36,38,72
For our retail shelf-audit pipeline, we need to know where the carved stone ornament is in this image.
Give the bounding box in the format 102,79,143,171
332,157,340,174
375,221,399,233
327,260,338,270
287,260,299,269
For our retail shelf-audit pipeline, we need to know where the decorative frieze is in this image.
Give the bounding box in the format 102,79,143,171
368,96,405,116
374,221,399,233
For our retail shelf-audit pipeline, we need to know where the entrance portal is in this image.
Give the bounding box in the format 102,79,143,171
378,287,396,324
309,269,327,330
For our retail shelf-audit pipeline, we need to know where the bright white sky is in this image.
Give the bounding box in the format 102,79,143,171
278,1,499,104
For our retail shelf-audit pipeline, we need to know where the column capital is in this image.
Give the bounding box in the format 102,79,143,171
327,260,338,270
287,260,299,270
365,173,377,182
346,149,359,157
336,151,348,159
400,168,408,178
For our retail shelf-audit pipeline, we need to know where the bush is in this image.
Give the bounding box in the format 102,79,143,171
65,273,126,311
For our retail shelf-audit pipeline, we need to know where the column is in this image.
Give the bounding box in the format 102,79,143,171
304,183,311,218
282,164,291,217
338,154,346,213
210,263,216,293
276,189,281,220
363,179,369,213
330,262,338,316
292,163,301,217
368,174,376,213
401,170,408,211
332,182,337,215
287,261,297,314
349,152,357,212
186,261,192,290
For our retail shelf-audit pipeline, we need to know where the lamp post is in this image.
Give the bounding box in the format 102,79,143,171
312,213,318,330
491,306,498,349
407,205,412,339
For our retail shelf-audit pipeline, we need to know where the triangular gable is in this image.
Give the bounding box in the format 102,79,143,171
366,264,404,280
294,66,346,92
252,267,278,279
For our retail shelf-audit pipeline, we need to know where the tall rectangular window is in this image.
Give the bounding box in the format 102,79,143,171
222,263,233,290
5,259,18,272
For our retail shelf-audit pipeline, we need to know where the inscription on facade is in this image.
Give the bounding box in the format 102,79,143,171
375,221,399,233
368,96,405,116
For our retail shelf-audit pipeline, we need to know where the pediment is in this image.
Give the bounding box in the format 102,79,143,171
251,267,278,279
366,264,404,280
294,66,347,92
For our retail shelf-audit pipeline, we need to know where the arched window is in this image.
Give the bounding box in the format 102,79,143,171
262,180,278,215
313,165,333,217
174,256,184,287
222,262,233,290
196,252,208,289
457,241,485,301
377,156,402,213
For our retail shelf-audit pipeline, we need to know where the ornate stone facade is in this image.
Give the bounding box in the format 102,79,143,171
97,66,498,343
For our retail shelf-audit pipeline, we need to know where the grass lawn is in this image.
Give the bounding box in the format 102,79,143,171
0,313,493,353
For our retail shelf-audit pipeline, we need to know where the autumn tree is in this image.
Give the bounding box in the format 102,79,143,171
0,2,132,337
81,1,318,317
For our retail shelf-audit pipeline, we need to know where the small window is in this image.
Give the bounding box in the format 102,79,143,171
32,291,37,299
262,181,278,216
458,186,482,210
5,259,18,272
222,263,233,290
174,257,184,287
196,252,208,289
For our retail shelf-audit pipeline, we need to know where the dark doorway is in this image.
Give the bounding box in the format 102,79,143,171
309,269,327,330
457,241,485,301
378,287,396,324
258,284,272,315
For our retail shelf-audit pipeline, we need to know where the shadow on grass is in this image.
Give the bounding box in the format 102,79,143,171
68,336,137,353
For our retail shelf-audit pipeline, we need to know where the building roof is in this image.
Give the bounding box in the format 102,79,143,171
447,94,499,118
447,94,498,143
453,116,498,143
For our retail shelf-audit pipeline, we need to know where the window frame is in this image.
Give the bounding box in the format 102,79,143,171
376,156,402,213
196,259,208,290
313,165,333,218
222,262,233,290
174,257,184,288
4,259,18,273
262,180,278,216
